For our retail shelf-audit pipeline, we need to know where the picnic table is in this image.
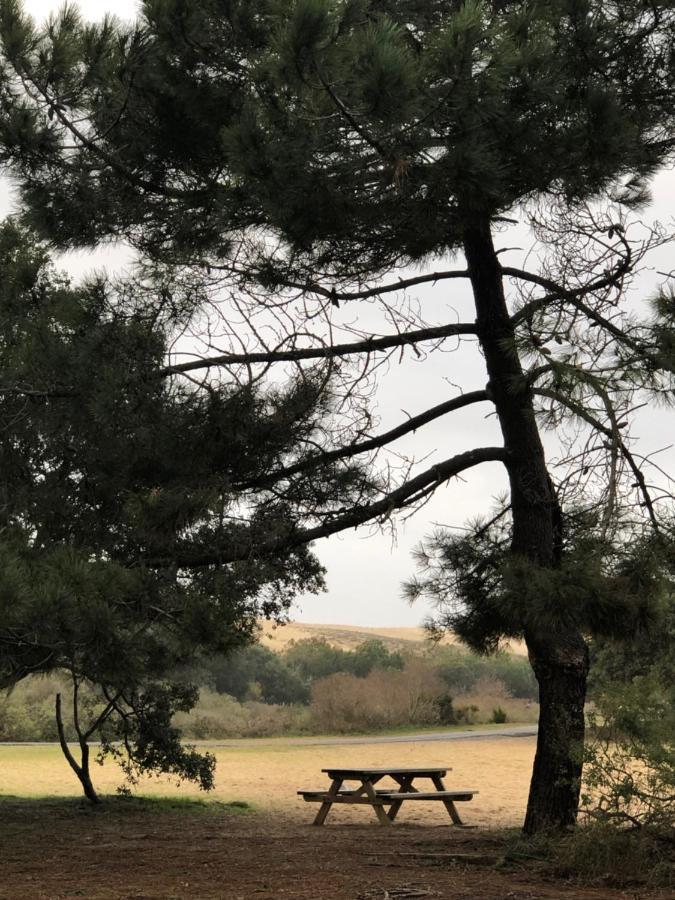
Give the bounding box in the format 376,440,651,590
298,766,478,826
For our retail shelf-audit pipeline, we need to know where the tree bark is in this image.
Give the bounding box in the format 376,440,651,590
524,630,589,834
55,692,99,804
463,220,589,833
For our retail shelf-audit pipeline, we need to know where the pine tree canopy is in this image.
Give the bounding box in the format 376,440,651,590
0,0,673,278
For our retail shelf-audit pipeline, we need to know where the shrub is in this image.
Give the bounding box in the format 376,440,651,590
552,825,674,889
582,674,675,835
583,596,674,838
427,645,538,699
454,704,479,724
310,662,445,733
173,689,312,738
491,706,508,724
435,693,456,725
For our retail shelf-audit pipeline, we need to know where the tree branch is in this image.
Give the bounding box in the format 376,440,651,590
238,390,491,489
534,387,660,530
158,446,508,568
160,322,477,376
506,253,632,329
275,269,471,302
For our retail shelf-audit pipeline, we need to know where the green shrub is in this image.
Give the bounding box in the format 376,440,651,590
427,645,538,699
435,693,456,725
491,706,507,724
583,598,674,837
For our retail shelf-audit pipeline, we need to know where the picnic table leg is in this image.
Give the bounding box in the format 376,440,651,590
313,777,343,826
431,774,465,826
362,779,393,826
387,775,416,822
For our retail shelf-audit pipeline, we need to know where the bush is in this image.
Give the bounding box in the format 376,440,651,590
583,596,674,837
451,677,538,725
583,674,675,834
310,662,445,733
173,689,312,738
552,825,674,888
435,693,456,725
507,825,674,889
491,706,508,724
427,645,538,699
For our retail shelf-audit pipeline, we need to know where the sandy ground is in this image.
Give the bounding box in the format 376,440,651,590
0,736,535,827
1,737,671,899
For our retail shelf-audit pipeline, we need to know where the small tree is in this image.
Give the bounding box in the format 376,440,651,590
0,221,356,799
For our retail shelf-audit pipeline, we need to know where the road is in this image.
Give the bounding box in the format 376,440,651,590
1,725,538,749
211,724,538,749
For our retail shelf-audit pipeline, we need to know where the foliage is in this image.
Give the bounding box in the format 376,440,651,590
282,637,404,683
507,825,674,889
181,644,311,705
1,0,675,831
582,571,675,836
491,706,508,724
309,661,444,733
553,825,674,889
425,644,538,699
173,689,312,739
1,1,673,272
406,509,663,653
99,683,216,792
0,220,355,796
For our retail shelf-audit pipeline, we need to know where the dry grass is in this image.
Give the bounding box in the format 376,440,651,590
0,735,535,827
259,620,528,656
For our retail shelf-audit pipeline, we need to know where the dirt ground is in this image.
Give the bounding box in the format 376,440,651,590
0,797,667,900
1,738,670,899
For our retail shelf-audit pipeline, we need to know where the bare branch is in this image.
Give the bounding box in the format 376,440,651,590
239,390,491,489
266,269,472,302
160,321,477,376
534,387,660,531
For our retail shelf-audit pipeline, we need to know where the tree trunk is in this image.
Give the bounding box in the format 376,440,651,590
462,220,589,833
524,630,589,833
55,692,100,804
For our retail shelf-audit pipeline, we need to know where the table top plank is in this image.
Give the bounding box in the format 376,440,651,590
321,767,449,777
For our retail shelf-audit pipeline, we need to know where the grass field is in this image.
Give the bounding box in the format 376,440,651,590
0,734,535,827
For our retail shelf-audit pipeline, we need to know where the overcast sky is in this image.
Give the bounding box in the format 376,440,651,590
11,1,675,628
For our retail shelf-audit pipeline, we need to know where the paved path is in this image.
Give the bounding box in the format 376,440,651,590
1,725,537,750
211,724,537,749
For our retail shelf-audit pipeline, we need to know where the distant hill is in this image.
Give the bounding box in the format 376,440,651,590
258,621,528,657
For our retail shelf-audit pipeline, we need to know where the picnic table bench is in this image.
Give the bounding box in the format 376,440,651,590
298,766,478,826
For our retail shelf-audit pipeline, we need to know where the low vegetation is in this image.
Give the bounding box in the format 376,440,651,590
1,634,538,742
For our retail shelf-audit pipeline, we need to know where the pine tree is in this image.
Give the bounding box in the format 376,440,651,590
0,220,356,799
1,0,675,829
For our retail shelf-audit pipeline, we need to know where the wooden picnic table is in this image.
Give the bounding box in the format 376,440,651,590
298,766,478,826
